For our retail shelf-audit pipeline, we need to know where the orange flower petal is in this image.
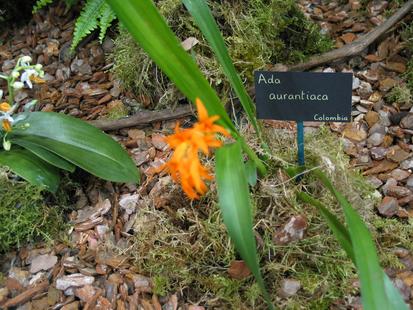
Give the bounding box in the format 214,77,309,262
192,136,210,155
207,115,220,123
211,124,230,136
195,98,209,121
2,119,12,132
181,176,199,199
190,159,203,194
162,97,231,200
0,102,10,112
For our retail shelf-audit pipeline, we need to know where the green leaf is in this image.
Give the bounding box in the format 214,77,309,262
297,192,355,262
0,148,59,192
384,273,409,310
105,0,233,132
105,0,266,175
32,0,54,13
105,0,234,132
312,169,404,310
182,0,265,144
99,3,116,43
32,0,78,12
104,0,267,175
71,0,106,50
14,139,75,172
10,112,139,183
336,194,390,309
298,185,408,310
215,142,274,310
244,159,257,187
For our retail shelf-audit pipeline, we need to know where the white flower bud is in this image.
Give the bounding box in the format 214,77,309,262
13,81,24,90
3,140,11,151
21,56,32,63
35,64,43,71
11,71,20,78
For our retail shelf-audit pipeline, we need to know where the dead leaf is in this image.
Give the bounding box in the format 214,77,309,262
181,37,199,51
341,33,356,44
228,260,251,280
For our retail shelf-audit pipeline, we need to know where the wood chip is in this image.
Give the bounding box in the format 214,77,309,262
2,281,48,308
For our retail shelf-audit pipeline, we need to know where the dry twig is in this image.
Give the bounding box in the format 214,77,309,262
88,105,193,131
289,0,413,71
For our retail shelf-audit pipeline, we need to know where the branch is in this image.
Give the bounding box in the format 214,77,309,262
289,0,413,71
88,105,194,131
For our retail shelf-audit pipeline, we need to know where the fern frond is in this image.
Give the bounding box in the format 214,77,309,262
70,0,105,51
33,0,54,13
98,3,116,43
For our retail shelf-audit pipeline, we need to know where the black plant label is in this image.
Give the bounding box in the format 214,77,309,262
254,71,352,122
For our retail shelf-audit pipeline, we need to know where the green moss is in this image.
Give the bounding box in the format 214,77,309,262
153,275,171,296
0,171,66,252
244,283,261,308
109,25,175,110
386,84,412,108
403,60,413,99
110,0,333,109
200,275,243,305
131,206,236,291
401,21,413,52
105,100,129,120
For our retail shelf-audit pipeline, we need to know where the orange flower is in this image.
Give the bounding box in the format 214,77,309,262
2,119,12,132
0,102,10,112
162,98,230,199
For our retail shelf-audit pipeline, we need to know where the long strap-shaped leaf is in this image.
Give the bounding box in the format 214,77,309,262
303,169,407,310
298,191,407,310
104,0,266,175
298,192,355,262
0,148,60,192
383,274,409,310
105,0,234,132
182,0,266,147
215,142,274,310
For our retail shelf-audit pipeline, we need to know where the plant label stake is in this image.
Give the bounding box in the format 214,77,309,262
296,121,305,181
297,121,305,166
254,71,352,179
